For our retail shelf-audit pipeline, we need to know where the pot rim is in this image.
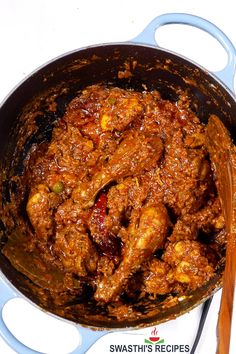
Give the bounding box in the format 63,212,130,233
0,41,235,114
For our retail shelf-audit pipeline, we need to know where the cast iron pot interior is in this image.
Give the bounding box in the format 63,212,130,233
0,43,235,329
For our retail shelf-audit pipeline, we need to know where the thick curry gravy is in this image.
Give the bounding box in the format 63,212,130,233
1,84,225,324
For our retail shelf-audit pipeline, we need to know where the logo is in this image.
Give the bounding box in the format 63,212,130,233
144,327,164,345
109,327,190,353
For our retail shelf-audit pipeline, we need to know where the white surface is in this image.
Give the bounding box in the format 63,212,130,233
0,1,235,353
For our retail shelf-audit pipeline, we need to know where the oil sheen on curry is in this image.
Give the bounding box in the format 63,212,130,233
2,84,226,322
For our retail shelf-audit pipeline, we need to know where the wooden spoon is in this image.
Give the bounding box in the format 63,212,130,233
206,114,236,354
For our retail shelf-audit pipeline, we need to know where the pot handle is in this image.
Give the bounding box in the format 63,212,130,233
0,277,108,354
132,13,236,92
0,276,34,354
70,327,109,354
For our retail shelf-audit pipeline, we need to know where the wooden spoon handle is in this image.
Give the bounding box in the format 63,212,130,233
206,115,236,354
217,151,236,354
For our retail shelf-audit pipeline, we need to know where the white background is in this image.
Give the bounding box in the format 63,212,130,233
0,0,235,353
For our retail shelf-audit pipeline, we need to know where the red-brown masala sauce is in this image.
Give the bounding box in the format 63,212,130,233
1,80,226,325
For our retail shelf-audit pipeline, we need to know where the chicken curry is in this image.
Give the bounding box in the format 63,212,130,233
1,84,226,322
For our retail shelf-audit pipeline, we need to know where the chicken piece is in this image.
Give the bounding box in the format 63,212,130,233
63,85,110,127
94,203,169,302
89,178,150,256
26,184,61,241
26,122,96,198
54,199,90,229
53,224,98,277
184,132,206,148
163,240,215,290
96,256,116,277
168,197,224,243
72,131,163,209
168,219,199,243
193,197,224,232
143,259,172,295
105,176,150,234
100,88,143,131
160,130,212,215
